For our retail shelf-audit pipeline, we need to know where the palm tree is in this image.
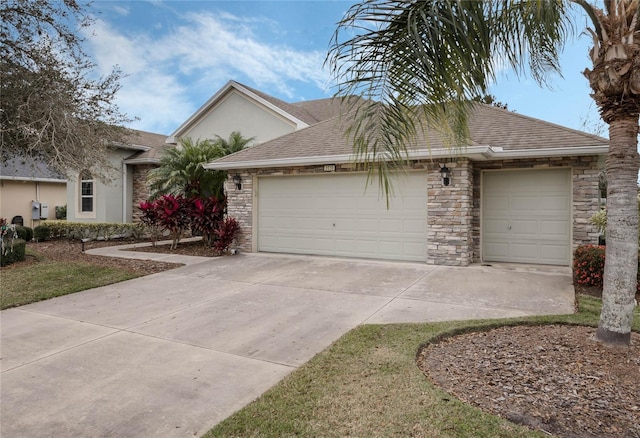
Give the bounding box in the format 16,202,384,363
214,131,255,155
147,137,226,199
328,0,639,346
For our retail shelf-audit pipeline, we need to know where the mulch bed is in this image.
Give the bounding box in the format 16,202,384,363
129,239,220,257
1,239,182,275
419,324,640,438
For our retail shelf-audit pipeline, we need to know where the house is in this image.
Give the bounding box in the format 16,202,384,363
66,130,168,223
0,157,67,228
202,97,608,267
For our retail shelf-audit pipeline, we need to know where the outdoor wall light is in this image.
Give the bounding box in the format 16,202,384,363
440,165,451,186
233,174,242,190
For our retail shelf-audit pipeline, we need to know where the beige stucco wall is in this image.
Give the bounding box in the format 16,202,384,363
0,180,67,228
180,91,296,144
67,149,132,223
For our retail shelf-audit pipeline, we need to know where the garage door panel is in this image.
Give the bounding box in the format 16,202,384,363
483,169,571,266
258,173,428,261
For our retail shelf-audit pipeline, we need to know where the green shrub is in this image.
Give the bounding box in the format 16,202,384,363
15,226,34,242
40,220,145,241
573,244,640,293
0,238,26,266
34,225,51,241
55,204,67,220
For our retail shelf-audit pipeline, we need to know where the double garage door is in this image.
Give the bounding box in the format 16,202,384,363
257,173,428,262
483,169,571,265
256,168,571,265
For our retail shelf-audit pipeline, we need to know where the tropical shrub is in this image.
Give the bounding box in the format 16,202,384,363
573,244,640,293
139,200,162,246
190,196,226,247
42,220,144,241
33,224,51,241
154,194,189,249
213,217,240,254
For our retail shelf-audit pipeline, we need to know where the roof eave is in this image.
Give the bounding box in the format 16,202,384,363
204,145,609,171
123,157,161,165
0,176,67,183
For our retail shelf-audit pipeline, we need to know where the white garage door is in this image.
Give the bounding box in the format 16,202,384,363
257,173,428,261
483,169,571,265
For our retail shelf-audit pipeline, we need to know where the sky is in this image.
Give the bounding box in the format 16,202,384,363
82,0,606,137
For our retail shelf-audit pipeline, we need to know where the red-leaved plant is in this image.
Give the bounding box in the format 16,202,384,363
213,217,240,254
154,194,189,249
190,196,226,247
139,200,161,246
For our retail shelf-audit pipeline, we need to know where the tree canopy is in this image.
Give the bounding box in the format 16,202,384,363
0,0,131,180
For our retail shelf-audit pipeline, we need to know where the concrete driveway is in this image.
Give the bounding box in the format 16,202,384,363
1,252,574,437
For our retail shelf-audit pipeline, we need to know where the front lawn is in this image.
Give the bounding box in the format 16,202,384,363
204,296,639,437
0,246,140,309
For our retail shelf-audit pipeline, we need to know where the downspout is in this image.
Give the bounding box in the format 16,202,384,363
122,161,128,223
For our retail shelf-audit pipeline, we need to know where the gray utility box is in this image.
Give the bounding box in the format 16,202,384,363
30,202,49,220
40,203,49,220
31,201,41,220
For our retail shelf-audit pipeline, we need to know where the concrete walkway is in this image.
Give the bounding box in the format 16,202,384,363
1,248,574,437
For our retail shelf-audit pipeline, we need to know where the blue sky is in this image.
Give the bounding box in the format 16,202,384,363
84,0,605,137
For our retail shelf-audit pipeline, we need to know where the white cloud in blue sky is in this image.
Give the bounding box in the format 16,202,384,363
82,0,604,137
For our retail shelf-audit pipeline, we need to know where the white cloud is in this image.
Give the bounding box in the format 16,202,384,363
81,9,332,134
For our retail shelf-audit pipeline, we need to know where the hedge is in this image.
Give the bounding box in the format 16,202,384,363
1,238,26,266
42,220,146,241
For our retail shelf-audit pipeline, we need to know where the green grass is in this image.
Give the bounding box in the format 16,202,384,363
204,296,639,438
0,247,139,309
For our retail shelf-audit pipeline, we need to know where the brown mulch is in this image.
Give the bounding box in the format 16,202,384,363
130,239,220,257
1,238,182,275
419,324,640,438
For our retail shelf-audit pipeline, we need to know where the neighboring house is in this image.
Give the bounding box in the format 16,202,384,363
203,101,608,267
66,130,168,223
0,157,67,228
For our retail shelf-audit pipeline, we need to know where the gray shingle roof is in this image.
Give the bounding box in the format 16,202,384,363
123,129,170,163
1,157,66,181
209,104,608,167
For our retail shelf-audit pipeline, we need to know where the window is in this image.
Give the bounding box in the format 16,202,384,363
80,171,94,213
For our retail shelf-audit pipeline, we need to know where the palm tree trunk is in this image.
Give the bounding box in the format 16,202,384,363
596,116,639,346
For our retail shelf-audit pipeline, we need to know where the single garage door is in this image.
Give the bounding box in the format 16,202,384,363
257,172,428,261
483,168,571,265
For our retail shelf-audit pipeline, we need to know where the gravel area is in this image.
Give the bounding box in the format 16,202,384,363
420,324,640,438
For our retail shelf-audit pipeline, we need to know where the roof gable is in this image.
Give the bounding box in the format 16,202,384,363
167,81,311,144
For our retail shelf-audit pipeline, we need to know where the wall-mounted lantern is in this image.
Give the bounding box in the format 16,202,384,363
233,174,242,190
440,165,451,187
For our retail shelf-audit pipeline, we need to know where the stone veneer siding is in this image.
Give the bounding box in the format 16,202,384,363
131,164,155,223
471,155,603,263
225,155,603,266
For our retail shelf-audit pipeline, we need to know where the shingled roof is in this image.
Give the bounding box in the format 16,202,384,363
1,157,66,181
123,129,171,164
206,104,608,170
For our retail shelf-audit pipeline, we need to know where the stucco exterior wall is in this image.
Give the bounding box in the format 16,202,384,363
181,91,296,144
67,149,132,223
0,180,67,227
